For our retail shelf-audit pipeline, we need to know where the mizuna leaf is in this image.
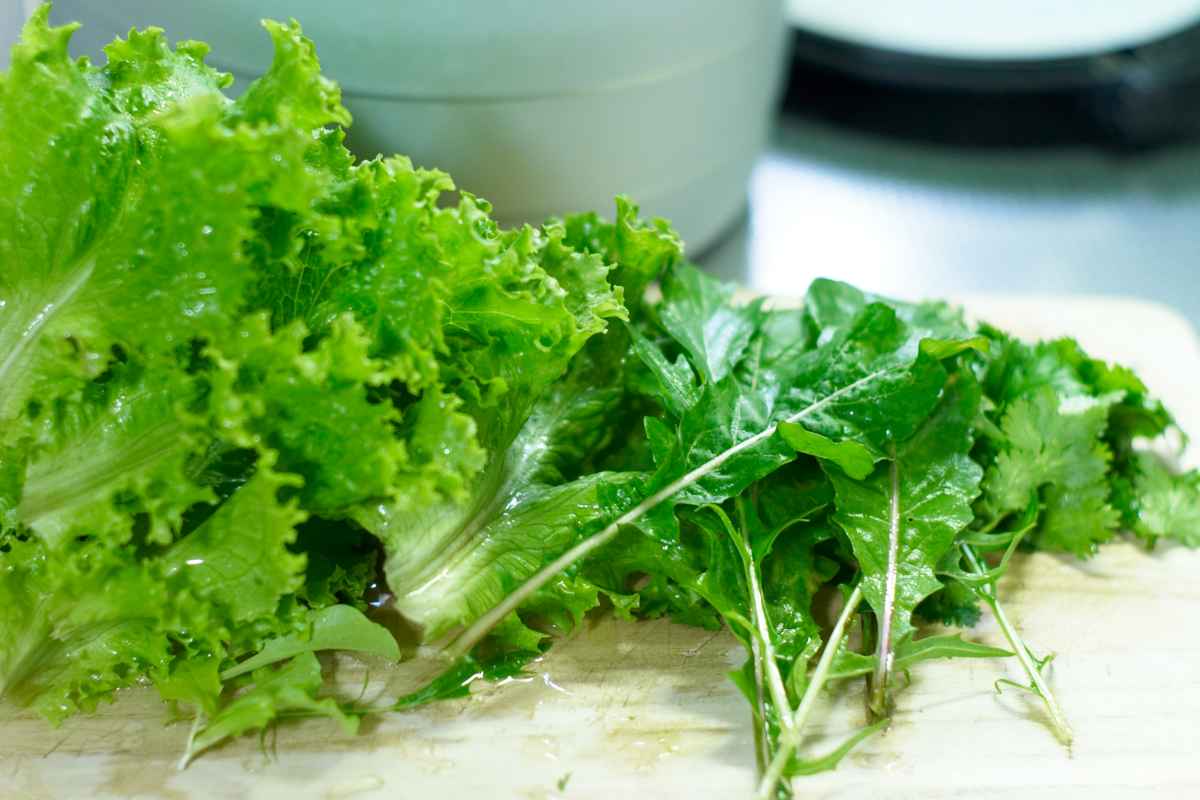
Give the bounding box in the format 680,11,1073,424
447,302,967,660
827,373,984,714
778,422,877,480
657,264,766,383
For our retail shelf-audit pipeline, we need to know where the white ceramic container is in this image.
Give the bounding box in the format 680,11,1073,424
45,1,788,253
1,0,24,68
787,0,1200,60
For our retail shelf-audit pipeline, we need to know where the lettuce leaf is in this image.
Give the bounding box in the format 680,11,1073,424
0,10,671,750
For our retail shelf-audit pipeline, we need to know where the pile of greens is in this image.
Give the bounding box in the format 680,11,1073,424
2,8,1198,795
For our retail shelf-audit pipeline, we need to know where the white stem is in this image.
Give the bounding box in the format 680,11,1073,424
747,625,772,774
743,524,795,731
177,712,205,771
871,449,901,715
756,584,864,800
445,369,891,661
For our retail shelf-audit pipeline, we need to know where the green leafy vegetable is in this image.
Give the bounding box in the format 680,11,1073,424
981,388,1121,556
220,605,400,680
1126,454,1200,546
2,9,1198,796
828,373,984,714
182,652,358,768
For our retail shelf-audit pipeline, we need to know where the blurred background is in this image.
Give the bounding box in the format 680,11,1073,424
3,1,1198,323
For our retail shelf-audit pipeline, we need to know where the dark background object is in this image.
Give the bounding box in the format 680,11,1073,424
783,21,1200,149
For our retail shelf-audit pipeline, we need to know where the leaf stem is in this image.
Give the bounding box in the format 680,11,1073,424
729,505,795,732
726,501,792,791
710,502,784,775
747,628,772,776
445,369,891,661
755,584,864,800
177,712,205,771
870,448,901,716
961,543,1073,746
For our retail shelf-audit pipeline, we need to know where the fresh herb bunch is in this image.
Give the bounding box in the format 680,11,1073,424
2,9,1197,795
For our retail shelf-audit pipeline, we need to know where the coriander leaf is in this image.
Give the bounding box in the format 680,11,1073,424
1039,480,1121,558
1129,455,1200,547
982,388,1121,555
1053,339,1173,441
977,330,1090,409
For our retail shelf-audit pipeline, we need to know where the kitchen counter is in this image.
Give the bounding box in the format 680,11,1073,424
702,113,1200,325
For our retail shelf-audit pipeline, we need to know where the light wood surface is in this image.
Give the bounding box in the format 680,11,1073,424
2,296,1198,800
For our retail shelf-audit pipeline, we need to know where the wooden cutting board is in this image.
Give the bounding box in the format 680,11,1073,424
2,296,1198,800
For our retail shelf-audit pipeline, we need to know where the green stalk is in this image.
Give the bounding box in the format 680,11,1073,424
961,543,1073,745
755,584,864,800
729,502,794,797
729,507,795,733
445,368,892,662
747,629,773,777
702,503,797,781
